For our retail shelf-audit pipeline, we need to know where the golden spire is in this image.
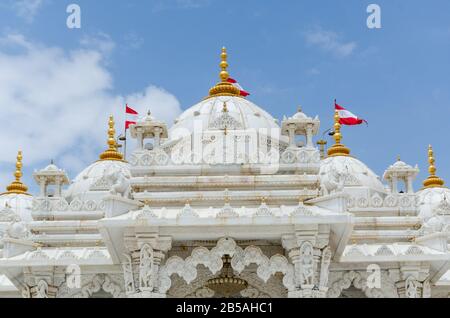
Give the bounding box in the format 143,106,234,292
208,47,241,98
327,110,350,157
423,145,445,188
3,151,29,195
99,115,124,161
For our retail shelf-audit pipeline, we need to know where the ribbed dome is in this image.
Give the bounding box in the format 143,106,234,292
169,96,279,140
319,156,385,192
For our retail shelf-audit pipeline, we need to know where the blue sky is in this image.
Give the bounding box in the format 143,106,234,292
0,0,450,192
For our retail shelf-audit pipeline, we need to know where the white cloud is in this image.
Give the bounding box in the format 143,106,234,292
123,32,144,50
80,32,116,56
305,28,356,58
0,33,182,182
12,0,44,23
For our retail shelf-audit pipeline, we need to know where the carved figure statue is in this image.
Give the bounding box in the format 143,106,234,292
35,280,49,298
405,277,419,298
122,254,135,294
107,171,131,198
299,242,315,285
139,244,155,291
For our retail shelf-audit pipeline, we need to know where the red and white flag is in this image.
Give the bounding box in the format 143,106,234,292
335,100,367,126
125,104,139,129
227,77,250,97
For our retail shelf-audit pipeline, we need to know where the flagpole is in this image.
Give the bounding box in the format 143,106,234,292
123,127,127,160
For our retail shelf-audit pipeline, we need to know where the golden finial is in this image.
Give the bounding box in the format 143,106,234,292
208,47,241,98
327,110,350,157
99,115,124,161
423,145,445,188
397,155,401,162
3,151,30,195
220,47,229,82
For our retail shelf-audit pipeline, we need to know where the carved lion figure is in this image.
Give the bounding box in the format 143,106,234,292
107,171,131,198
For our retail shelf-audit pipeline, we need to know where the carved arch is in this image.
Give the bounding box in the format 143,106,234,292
327,271,397,298
158,238,294,294
57,274,124,298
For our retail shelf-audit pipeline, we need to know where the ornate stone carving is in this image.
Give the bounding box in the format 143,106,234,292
217,203,238,218
84,200,97,211
35,280,49,298
327,271,389,298
319,247,332,288
68,274,124,298
375,245,394,256
346,245,365,257
405,246,423,255
298,241,314,286
122,254,135,294
209,112,243,130
254,202,273,217
69,198,83,211
384,195,398,207
0,204,20,222
5,220,30,239
107,171,131,198
177,203,198,218
134,205,158,219
434,196,450,215
281,150,296,164
422,279,431,298
357,197,369,208
405,276,420,298
139,244,156,291
159,238,294,294
90,175,113,191
291,202,315,216
371,193,383,207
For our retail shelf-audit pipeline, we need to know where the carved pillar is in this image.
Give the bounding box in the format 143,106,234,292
406,176,414,194
123,235,172,298
288,124,296,147
22,268,64,298
392,175,398,193
39,177,46,197
306,124,313,148
282,229,331,298
154,127,162,149
55,176,62,197
137,130,144,150
396,263,430,298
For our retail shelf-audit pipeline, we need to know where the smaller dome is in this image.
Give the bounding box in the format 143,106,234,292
392,160,410,169
139,111,156,123
64,160,131,201
320,156,385,192
43,163,59,171
291,107,309,120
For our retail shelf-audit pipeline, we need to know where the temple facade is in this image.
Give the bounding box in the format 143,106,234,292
0,48,449,298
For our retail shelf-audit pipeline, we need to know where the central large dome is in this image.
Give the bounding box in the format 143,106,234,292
169,96,279,140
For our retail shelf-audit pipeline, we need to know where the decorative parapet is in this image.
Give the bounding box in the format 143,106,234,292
340,243,448,262
32,197,105,212
346,193,418,212
0,247,112,266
